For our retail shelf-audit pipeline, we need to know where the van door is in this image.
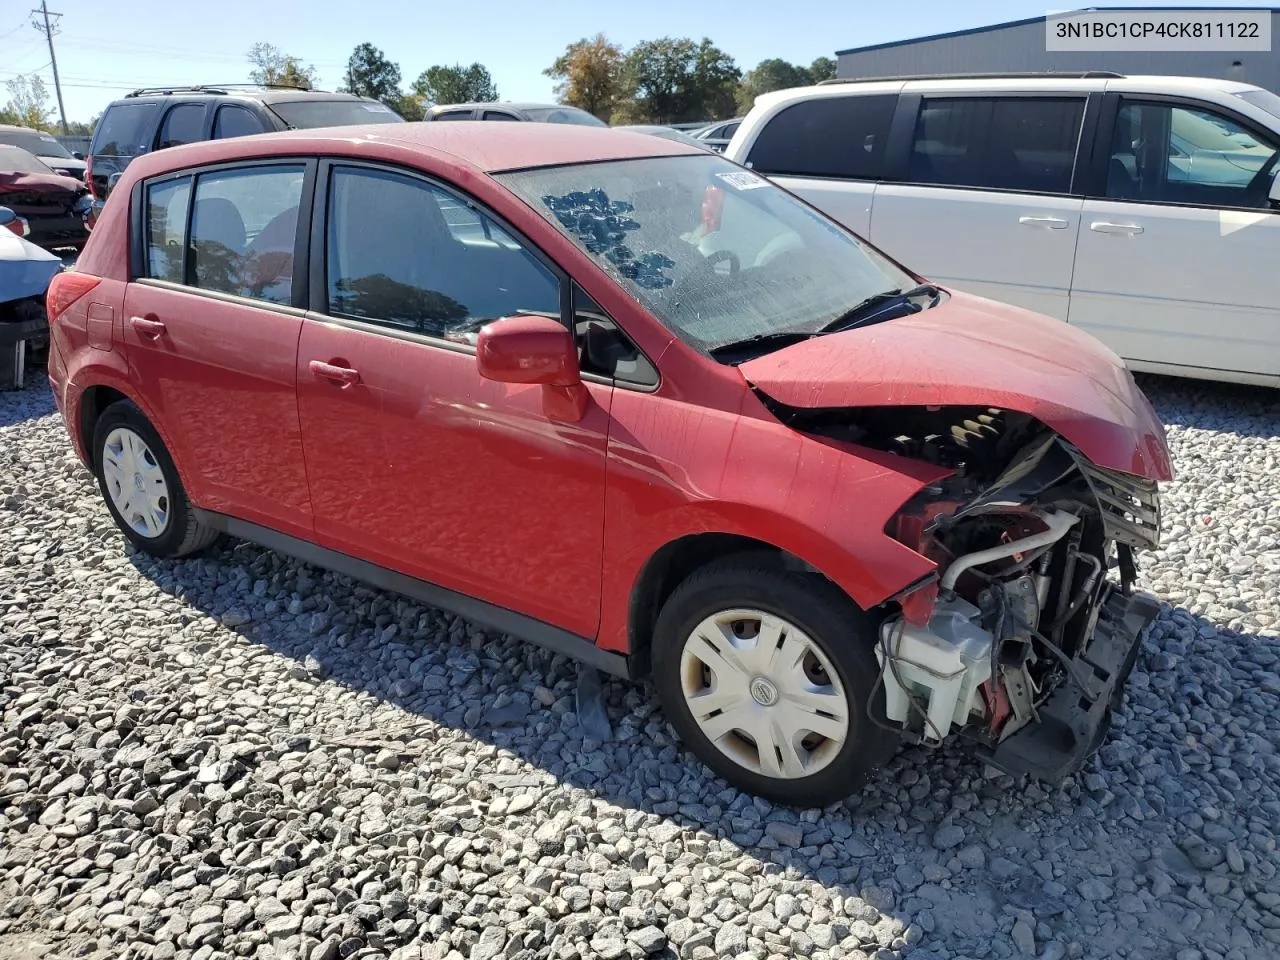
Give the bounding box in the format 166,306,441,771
88,100,162,200
869,95,1088,320
1069,96,1280,381
742,93,898,237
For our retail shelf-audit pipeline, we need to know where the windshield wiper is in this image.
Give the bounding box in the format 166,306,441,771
708,330,818,361
817,283,941,334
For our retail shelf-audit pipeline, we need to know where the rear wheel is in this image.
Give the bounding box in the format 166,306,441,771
92,400,219,558
652,557,898,807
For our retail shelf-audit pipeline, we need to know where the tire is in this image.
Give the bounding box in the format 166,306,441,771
652,557,900,807
91,399,220,558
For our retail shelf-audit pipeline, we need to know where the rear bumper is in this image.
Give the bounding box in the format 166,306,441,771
976,586,1160,784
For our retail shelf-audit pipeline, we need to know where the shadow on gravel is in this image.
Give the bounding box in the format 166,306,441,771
118,528,1276,957
0,380,56,428
1137,373,1280,438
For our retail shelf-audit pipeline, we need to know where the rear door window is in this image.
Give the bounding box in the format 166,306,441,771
745,94,897,180
908,97,1085,194
92,101,160,158
433,110,474,121
213,105,267,139
189,164,306,304
482,110,519,121
156,103,206,150
144,176,192,283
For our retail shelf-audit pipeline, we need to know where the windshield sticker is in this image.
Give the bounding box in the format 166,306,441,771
715,171,767,191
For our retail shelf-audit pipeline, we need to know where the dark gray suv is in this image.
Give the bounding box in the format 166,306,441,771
86,85,404,206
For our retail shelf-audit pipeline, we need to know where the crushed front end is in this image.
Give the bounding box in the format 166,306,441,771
781,402,1165,784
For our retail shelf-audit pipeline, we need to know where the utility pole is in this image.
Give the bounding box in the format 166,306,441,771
30,0,68,135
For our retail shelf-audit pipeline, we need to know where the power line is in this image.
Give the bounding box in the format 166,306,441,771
29,0,67,135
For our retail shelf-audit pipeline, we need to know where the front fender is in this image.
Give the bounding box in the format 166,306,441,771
596,389,952,654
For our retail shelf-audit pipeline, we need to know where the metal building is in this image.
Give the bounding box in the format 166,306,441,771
836,8,1280,93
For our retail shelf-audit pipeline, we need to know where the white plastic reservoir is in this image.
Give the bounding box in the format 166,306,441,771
877,596,994,742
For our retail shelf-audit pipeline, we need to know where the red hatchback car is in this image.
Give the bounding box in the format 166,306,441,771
46,123,1171,806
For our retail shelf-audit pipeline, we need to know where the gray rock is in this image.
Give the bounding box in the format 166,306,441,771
933,824,965,850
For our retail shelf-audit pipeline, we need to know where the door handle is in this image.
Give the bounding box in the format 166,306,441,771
129,316,167,338
1090,221,1144,235
308,359,360,385
1018,216,1070,229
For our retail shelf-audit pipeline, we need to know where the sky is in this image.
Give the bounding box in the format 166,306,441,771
0,0,1267,124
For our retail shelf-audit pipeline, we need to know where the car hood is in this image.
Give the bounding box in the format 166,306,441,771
40,154,86,174
739,290,1172,481
0,230,61,302
0,170,87,199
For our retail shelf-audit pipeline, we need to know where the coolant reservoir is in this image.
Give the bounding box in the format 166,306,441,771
878,597,994,742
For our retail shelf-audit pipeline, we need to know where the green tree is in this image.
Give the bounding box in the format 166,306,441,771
247,42,319,90
411,63,498,106
1,75,53,130
808,56,837,82
620,37,740,124
544,34,626,121
342,43,402,109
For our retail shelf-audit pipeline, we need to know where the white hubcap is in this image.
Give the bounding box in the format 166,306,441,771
680,608,849,780
101,427,170,538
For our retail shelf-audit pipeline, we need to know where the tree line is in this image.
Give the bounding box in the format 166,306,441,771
262,37,835,125
0,37,835,136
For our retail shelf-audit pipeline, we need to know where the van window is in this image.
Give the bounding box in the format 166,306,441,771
746,95,896,180
908,97,1085,194
93,102,160,158
189,165,306,304
213,105,266,139
1106,100,1279,209
156,104,205,150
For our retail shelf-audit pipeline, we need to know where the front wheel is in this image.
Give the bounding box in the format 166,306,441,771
652,558,899,807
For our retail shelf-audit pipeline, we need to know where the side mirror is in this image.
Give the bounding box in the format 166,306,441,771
72,151,85,161
476,315,587,421
0,207,16,227
1270,167,1280,206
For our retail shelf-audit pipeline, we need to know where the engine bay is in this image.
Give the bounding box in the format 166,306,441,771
761,396,1163,782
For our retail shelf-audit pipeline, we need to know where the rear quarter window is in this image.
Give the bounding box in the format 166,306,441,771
746,95,897,180
92,101,160,158
268,99,403,128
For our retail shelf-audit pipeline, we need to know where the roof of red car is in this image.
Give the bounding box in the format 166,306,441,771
123,121,704,182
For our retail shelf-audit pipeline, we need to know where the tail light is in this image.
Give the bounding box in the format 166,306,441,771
46,272,101,324
700,185,724,233
85,155,97,200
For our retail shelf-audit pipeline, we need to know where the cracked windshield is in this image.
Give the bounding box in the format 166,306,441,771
500,154,913,354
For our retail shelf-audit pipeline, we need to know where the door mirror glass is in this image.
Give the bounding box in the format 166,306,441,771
476,315,580,386
0,207,16,227
1270,167,1280,204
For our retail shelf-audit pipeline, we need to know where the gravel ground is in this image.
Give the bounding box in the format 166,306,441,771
2,374,1279,960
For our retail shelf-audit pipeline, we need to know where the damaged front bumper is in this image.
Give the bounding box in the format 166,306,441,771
974,586,1159,783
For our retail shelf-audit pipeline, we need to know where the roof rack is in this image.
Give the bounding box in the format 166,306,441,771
817,70,1125,85
124,82,324,98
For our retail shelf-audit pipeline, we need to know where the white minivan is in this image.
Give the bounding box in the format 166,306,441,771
725,73,1280,388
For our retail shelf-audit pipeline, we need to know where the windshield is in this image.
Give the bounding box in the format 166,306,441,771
269,99,405,129
0,145,53,174
0,129,72,158
1236,89,1280,124
497,154,915,353
522,106,607,127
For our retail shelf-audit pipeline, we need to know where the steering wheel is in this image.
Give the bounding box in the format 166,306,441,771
701,248,741,277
